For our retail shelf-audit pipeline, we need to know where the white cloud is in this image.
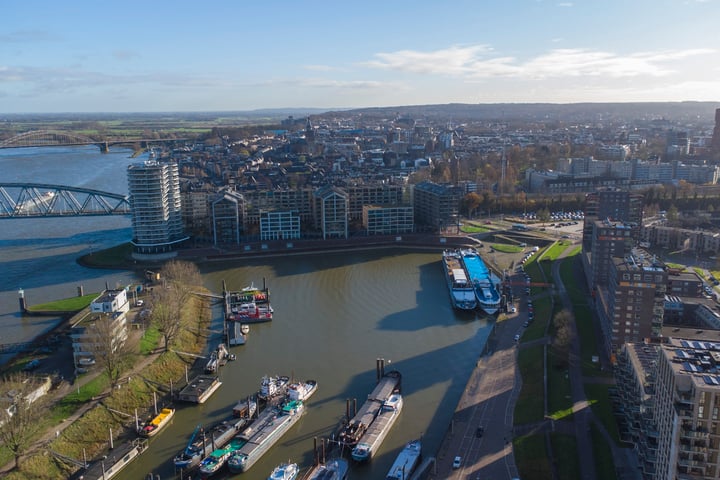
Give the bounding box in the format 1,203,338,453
364,44,715,80
556,2,574,6
362,45,499,75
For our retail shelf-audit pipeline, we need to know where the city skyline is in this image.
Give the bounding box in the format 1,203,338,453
2,0,719,113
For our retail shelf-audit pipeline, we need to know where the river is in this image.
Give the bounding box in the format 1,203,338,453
0,146,493,480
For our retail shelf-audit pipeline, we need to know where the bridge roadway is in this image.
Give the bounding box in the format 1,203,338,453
0,130,188,151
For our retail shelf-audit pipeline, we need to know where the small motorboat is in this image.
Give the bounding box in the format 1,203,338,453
268,462,299,480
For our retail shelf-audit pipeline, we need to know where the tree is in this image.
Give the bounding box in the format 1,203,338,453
462,192,482,217
88,314,131,389
551,309,574,368
0,373,47,469
151,285,184,352
151,261,202,351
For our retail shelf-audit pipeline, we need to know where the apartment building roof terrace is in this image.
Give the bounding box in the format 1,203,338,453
662,337,720,387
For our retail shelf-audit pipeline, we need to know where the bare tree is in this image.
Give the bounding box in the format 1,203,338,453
0,372,48,469
162,260,202,307
88,314,131,389
151,287,183,351
151,260,202,351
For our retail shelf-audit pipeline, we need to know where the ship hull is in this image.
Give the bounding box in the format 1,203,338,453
460,248,501,315
227,400,305,473
442,250,477,310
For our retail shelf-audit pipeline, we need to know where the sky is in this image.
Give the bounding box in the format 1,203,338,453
1,0,719,113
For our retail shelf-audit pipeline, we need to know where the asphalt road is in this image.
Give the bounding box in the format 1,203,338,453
431,300,525,480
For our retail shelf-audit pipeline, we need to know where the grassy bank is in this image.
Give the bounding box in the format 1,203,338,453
77,242,134,269
1,294,212,479
26,293,99,312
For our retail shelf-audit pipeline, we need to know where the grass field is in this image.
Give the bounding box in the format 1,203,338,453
515,434,553,479
491,243,525,253
26,293,100,312
591,422,618,480
550,433,581,480
514,344,545,424
585,383,623,445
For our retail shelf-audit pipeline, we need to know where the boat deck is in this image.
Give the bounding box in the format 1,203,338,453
178,375,221,403
233,402,303,471
355,400,401,458
79,438,148,480
369,372,401,401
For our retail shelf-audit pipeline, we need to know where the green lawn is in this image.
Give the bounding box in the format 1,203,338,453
515,434,552,479
550,433,580,480
26,293,100,312
558,256,603,377
524,295,551,341
514,344,545,424
585,383,622,446
491,243,525,253
547,349,573,421
591,422,618,480
460,225,490,234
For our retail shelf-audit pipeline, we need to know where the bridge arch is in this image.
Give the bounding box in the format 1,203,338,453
0,183,130,218
0,130,99,148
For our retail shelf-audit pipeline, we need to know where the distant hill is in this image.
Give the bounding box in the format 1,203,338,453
320,101,720,124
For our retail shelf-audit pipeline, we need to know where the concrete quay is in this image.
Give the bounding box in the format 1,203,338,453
430,316,523,480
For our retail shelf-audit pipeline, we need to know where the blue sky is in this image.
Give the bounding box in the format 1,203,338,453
2,0,719,113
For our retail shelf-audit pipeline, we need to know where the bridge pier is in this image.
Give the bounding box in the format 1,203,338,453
98,142,110,153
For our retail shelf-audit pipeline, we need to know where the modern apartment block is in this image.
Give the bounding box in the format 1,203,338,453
127,160,187,257
211,189,244,245
589,219,636,288
583,188,643,249
413,181,463,232
595,250,667,355
641,225,720,255
654,337,720,479
614,342,660,479
313,185,348,239
260,210,301,240
362,205,414,235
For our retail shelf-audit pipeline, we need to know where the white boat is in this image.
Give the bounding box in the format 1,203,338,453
385,438,422,480
305,458,348,480
351,393,403,462
442,250,477,310
268,462,299,480
287,379,317,402
241,324,250,335
460,248,501,315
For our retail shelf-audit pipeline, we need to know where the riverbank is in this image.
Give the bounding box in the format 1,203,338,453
0,292,212,479
78,234,478,269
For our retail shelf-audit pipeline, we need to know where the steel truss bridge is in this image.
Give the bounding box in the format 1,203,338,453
0,130,188,151
0,183,130,219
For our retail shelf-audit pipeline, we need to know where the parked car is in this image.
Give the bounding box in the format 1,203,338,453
453,456,462,469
